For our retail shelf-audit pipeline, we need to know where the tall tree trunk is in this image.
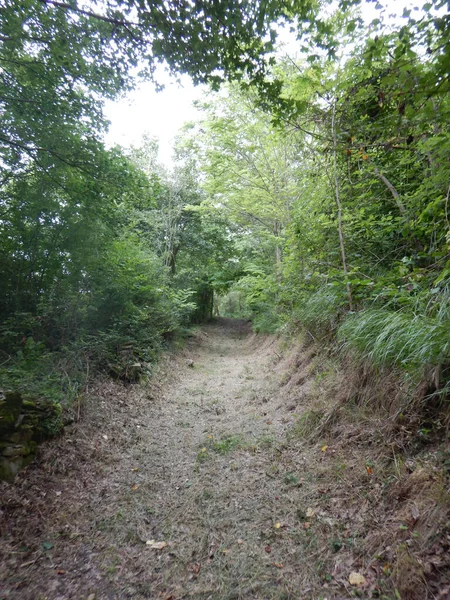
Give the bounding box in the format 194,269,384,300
274,220,282,282
331,101,353,311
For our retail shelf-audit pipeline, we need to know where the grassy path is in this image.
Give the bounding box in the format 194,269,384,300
1,319,317,600
4,318,444,599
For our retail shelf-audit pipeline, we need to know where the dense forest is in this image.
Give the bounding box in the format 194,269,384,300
1,0,449,431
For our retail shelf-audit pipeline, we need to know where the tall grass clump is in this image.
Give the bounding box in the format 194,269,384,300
338,308,450,376
293,286,346,337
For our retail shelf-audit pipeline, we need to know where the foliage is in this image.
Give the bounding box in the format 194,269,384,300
2,0,450,410
181,0,450,394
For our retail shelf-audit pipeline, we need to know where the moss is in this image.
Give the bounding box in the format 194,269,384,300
21,398,63,440
0,440,37,457
0,440,37,482
0,459,17,482
0,391,23,434
21,399,37,409
0,390,62,481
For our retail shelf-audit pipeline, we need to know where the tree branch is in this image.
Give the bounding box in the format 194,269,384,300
36,0,139,30
371,163,407,217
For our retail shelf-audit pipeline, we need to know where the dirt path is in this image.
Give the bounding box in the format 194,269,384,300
6,318,442,600
2,318,319,600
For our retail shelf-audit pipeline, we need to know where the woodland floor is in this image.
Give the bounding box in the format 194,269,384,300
1,318,449,600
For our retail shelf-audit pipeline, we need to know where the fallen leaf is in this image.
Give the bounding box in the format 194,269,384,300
56,569,66,575
146,540,168,550
266,421,273,425
265,545,272,553
366,466,373,475
192,563,201,575
349,572,366,586
303,522,311,530
132,484,140,491
275,522,281,529
131,467,139,472
321,445,328,452
273,562,284,569
306,507,315,518
207,435,213,439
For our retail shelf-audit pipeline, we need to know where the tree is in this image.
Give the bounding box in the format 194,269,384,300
195,86,303,268
0,0,315,177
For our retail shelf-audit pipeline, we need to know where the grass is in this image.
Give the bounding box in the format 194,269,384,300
212,434,243,454
195,433,277,469
291,409,325,438
283,472,300,486
292,286,346,336
338,308,450,374
195,435,243,466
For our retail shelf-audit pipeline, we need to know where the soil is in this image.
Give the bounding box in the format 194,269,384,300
1,318,449,600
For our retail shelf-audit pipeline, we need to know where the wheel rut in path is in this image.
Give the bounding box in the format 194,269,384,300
0,318,316,600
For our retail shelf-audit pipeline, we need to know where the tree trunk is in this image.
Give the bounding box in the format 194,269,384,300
331,101,353,311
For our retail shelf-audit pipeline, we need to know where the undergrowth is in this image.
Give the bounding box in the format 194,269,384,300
338,308,450,376
290,286,346,338
0,323,193,410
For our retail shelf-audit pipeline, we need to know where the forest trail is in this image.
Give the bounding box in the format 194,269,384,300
2,319,328,600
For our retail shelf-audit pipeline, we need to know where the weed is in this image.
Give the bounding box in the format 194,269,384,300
196,447,209,462
283,472,299,486
212,435,242,454
292,286,346,337
291,410,324,438
254,434,275,448
329,537,343,552
245,434,276,453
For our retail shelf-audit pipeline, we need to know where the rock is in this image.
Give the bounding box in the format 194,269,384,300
0,443,27,457
0,389,62,481
0,391,22,434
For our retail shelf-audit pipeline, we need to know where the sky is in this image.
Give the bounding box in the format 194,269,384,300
103,71,205,167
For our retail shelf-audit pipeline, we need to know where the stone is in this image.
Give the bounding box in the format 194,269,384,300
0,389,62,481
0,391,23,434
